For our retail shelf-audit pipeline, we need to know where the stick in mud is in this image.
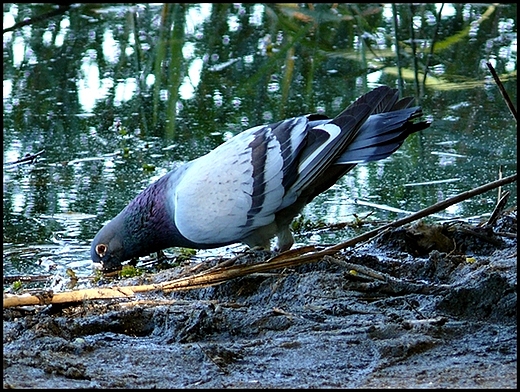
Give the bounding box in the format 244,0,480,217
3,173,517,309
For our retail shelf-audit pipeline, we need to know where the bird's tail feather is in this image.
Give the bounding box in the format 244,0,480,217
287,86,430,205
292,86,399,196
336,106,430,164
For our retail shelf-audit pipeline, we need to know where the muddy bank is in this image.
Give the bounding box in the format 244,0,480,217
3,214,517,389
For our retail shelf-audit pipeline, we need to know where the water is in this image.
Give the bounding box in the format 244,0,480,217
3,3,517,284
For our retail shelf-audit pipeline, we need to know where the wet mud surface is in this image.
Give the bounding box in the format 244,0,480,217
3,212,517,389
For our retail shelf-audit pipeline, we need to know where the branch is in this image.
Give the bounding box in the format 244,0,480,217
3,173,516,308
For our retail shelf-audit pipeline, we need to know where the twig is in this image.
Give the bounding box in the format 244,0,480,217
484,190,510,228
3,274,53,284
494,232,517,239
457,227,504,247
5,150,45,167
326,255,450,295
3,5,71,34
486,62,517,121
325,173,517,253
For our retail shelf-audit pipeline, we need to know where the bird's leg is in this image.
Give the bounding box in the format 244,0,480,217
275,226,295,252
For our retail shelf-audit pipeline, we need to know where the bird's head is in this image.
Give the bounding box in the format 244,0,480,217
91,215,128,272
90,187,178,272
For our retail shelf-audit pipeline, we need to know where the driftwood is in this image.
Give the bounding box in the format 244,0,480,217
3,173,516,309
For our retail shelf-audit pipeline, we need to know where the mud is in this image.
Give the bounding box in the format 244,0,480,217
3,211,517,389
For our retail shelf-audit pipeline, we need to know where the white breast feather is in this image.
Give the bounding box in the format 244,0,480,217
173,126,285,244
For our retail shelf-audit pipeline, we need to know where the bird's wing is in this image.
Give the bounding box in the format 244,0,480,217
278,86,394,209
172,117,309,244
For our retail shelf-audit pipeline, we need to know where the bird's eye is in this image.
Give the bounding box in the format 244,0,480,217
96,244,108,257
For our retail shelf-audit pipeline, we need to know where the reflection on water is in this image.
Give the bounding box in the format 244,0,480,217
3,3,517,281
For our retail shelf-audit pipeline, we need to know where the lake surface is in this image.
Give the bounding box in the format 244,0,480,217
3,3,517,282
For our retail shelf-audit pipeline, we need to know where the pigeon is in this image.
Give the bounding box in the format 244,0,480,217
91,86,430,271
